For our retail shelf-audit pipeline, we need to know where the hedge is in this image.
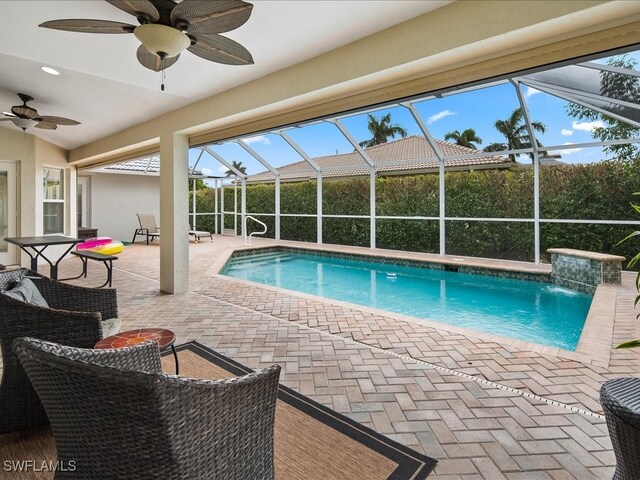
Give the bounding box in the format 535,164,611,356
189,159,640,265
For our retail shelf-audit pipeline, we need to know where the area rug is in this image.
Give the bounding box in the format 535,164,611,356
0,341,437,479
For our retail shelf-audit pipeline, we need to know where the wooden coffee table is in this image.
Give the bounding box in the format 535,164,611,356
95,328,179,374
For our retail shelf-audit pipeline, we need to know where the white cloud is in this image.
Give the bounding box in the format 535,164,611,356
427,110,455,124
524,86,541,98
201,167,213,175
559,142,583,155
571,120,605,132
216,165,229,174
243,135,271,145
560,129,573,136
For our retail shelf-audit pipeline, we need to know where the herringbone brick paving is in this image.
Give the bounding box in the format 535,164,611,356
42,236,640,478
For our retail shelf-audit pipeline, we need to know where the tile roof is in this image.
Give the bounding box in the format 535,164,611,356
103,157,160,173
247,135,511,183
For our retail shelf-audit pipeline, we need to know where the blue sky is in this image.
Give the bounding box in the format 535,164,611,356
191,51,640,177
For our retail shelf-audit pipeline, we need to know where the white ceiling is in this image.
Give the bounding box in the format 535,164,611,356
0,0,450,150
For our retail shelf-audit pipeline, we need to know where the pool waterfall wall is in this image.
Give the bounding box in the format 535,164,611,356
548,249,625,294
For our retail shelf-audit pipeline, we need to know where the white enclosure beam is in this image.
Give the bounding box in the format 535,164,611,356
191,149,205,175
577,61,640,78
370,170,376,248
325,119,375,167
202,147,246,178
241,177,247,238
214,179,219,234
220,182,225,234
511,79,541,264
400,102,447,256
325,118,377,248
236,140,279,175
518,80,640,129
275,176,281,240
317,173,323,244
277,131,322,172
521,77,640,112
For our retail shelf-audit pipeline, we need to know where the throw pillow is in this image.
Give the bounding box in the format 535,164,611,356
2,277,49,307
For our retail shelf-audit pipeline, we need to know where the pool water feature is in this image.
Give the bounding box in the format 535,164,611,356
222,250,593,350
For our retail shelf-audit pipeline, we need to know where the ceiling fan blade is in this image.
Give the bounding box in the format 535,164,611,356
12,105,38,118
39,19,136,34
136,45,180,72
38,116,81,126
0,118,17,121
106,0,160,22
188,34,253,65
35,122,58,130
171,0,253,34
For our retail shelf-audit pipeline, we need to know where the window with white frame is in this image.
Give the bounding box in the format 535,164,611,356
43,168,64,234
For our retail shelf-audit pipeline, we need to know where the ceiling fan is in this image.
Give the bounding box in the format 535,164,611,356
39,0,254,88
0,93,80,131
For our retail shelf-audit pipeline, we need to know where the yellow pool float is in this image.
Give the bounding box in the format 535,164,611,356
88,241,124,255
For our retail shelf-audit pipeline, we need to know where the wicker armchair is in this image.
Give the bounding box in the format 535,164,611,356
0,268,119,434
14,337,281,480
601,378,640,480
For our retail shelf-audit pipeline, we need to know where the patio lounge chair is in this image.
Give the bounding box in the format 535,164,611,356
0,268,120,434
132,213,160,244
14,338,281,480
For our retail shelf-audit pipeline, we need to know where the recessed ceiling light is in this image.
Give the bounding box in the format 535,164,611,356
41,66,60,76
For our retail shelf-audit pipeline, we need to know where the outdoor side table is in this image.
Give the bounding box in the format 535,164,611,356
600,377,640,480
4,235,81,280
95,328,179,374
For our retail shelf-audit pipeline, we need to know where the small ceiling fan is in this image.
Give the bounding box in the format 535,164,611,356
0,93,80,131
39,0,254,86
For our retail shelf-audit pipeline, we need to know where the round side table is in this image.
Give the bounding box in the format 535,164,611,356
95,328,179,374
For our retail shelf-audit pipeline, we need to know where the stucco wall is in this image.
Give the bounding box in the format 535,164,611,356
86,172,159,243
0,126,73,266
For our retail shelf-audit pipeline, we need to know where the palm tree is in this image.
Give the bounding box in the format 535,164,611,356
225,160,247,177
358,113,408,148
483,107,546,162
444,128,483,149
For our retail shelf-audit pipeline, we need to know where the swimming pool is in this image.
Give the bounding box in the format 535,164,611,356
222,250,593,350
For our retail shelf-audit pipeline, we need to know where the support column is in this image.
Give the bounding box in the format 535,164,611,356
159,132,189,294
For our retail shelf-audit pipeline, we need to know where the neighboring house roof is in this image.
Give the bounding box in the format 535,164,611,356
246,135,511,183
103,157,160,174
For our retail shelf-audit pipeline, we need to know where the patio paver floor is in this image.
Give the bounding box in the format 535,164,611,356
22,235,640,479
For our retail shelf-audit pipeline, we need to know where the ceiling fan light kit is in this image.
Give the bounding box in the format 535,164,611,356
10,118,38,131
134,23,190,58
39,0,255,90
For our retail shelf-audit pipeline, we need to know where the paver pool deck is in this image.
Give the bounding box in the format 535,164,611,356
9,235,640,479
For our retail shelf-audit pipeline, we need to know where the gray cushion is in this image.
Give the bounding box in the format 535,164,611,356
2,277,48,307
101,318,121,337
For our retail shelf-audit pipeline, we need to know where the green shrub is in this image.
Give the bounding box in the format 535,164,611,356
191,159,640,265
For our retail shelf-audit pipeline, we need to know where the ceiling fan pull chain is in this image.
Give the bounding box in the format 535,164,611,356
161,66,166,91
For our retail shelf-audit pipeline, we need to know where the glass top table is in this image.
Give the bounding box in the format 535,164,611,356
4,235,82,280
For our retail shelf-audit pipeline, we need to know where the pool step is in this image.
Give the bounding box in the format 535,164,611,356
227,252,293,266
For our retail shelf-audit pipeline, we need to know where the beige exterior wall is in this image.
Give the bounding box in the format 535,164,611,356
0,126,74,267
86,173,160,243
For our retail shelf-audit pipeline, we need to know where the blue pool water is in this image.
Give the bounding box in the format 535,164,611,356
222,251,593,350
